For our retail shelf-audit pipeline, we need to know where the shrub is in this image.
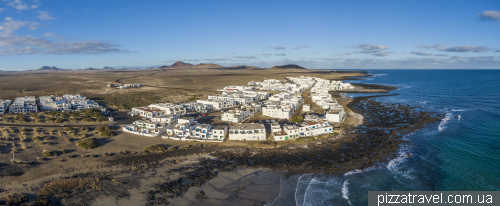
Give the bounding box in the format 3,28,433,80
77,138,98,149
42,150,56,157
60,113,70,119
60,149,68,154
46,117,54,122
33,136,42,141
63,127,74,132
96,117,107,122
39,141,49,146
66,138,73,142
168,147,176,151
99,130,115,137
55,118,63,123
308,136,316,142
291,115,304,123
79,126,90,132
144,145,166,152
95,125,110,132
83,117,93,122
20,128,27,132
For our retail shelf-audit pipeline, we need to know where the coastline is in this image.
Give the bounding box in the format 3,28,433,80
0,71,444,206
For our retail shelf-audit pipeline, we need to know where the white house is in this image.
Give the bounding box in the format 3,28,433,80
122,119,167,137
283,124,300,139
131,107,163,118
297,120,333,137
270,123,281,133
303,104,311,112
211,125,228,141
325,109,346,123
221,109,252,123
262,106,293,119
273,131,289,141
228,123,266,141
0,99,11,115
196,99,235,110
9,96,37,114
148,103,186,116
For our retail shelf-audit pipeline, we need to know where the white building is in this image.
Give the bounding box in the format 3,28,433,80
9,96,37,114
39,96,72,111
325,109,346,123
297,120,333,137
262,106,293,119
211,125,228,141
221,109,252,123
63,94,100,110
303,104,311,112
122,119,167,137
270,122,281,133
196,99,235,110
0,99,11,115
131,107,163,118
147,103,186,116
228,123,266,141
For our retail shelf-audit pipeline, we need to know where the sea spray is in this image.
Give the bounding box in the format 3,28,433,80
438,113,452,132
341,180,352,206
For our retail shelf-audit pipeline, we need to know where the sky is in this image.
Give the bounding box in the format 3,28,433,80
0,0,499,70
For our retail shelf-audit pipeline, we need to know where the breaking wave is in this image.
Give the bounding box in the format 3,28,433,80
438,113,452,132
341,180,352,206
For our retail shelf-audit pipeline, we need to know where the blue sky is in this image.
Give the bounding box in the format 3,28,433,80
0,0,499,70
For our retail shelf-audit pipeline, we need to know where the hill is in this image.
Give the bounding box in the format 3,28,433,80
85,67,100,70
159,61,224,69
37,66,64,71
269,64,307,70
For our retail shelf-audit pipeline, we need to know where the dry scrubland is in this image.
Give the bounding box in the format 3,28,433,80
0,67,367,205
0,68,364,110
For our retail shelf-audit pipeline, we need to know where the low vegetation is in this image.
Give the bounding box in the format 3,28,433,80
99,130,115,137
144,145,167,152
77,138,98,149
42,150,56,157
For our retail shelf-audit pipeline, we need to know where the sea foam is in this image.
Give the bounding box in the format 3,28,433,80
438,113,452,132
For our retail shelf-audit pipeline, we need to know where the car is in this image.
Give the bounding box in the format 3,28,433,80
271,120,276,123
60,124,64,127
259,120,262,124
265,120,270,123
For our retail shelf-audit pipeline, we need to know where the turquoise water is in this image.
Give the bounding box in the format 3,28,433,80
269,69,500,206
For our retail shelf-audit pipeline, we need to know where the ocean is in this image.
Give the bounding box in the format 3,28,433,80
268,69,500,206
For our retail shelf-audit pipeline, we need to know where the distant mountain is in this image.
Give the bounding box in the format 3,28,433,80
158,61,224,69
102,66,114,70
270,64,307,69
85,67,100,70
37,66,64,71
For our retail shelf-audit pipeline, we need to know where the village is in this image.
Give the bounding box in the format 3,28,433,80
0,94,102,115
0,76,354,142
122,76,353,142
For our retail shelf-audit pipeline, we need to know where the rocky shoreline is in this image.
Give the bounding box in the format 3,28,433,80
0,84,444,206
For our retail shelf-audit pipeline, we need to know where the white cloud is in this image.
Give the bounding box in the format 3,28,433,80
350,44,390,57
275,53,286,56
410,51,433,56
5,0,30,10
293,45,308,50
336,52,352,56
27,21,39,30
38,11,56,20
418,44,489,53
476,10,500,22
0,8,5,11
0,17,129,55
43,32,65,40
272,46,286,50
